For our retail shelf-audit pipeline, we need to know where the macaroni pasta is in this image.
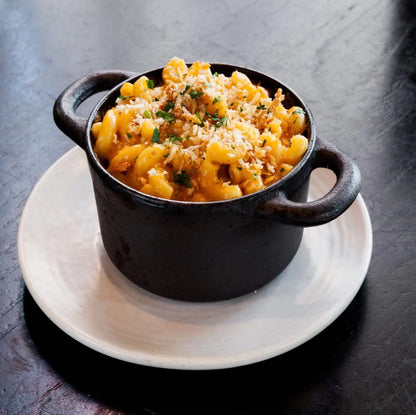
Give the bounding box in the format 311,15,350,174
92,57,308,201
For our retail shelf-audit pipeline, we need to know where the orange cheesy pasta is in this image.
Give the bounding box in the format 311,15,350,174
91,57,308,202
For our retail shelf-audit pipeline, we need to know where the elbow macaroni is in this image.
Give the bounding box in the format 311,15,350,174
92,57,308,201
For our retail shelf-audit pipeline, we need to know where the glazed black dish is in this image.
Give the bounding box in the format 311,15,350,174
53,64,361,302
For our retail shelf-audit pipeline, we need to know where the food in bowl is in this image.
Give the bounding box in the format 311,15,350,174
54,61,361,301
91,57,309,202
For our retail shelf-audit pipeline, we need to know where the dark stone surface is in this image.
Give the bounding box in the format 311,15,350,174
1,0,415,413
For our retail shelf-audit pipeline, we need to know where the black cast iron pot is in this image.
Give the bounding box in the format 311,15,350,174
53,64,361,302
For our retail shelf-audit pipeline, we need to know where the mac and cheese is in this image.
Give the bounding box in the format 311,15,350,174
92,57,308,201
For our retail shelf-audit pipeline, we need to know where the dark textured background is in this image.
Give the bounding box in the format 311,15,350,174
1,0,415,414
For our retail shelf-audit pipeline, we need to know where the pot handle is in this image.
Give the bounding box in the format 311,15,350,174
255,137,362,226
53,70,137,150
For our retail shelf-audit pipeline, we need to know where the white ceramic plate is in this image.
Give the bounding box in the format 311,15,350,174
18,147,372,370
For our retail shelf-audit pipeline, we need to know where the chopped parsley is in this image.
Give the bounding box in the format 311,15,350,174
146,79,155,89
257,103,267,110
189,88,204,100
143,110,152,118
208,111,229,127
213,72,219,77
126,133,132,138
173,170,192,188
292,108,305,115
240,106,244,112
215,116,228,128
280,167,285,173
180,84,191,95
164,101,175,111
156,110,175,123
119,95,127,100
151,127,160,143
163,152,170,158
209,110,220,123
167,134,183,143
212,97,222,105
195,111,204,127
237,166,243,171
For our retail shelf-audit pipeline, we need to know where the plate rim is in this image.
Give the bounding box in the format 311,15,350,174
18,147,373,370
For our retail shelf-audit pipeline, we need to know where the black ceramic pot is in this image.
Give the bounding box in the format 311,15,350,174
53,64,361,302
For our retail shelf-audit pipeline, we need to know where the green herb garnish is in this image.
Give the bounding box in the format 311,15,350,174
212,97,221,105
126,133,132,139
173,170,192,188
292,108,305,115
257,103,267,110
163,152,170,158
215,116,228,128
213,72,219,77
156,110,175,123
195,111,204,127
151,127,160,143
164,101,175,111
143,110,151,118
167,134,183,143
237,166,243,171
119,95,127,100
189,89,204,100
209,110,220,123
180,84,191,95
207,110,228,127
146,79,155,89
